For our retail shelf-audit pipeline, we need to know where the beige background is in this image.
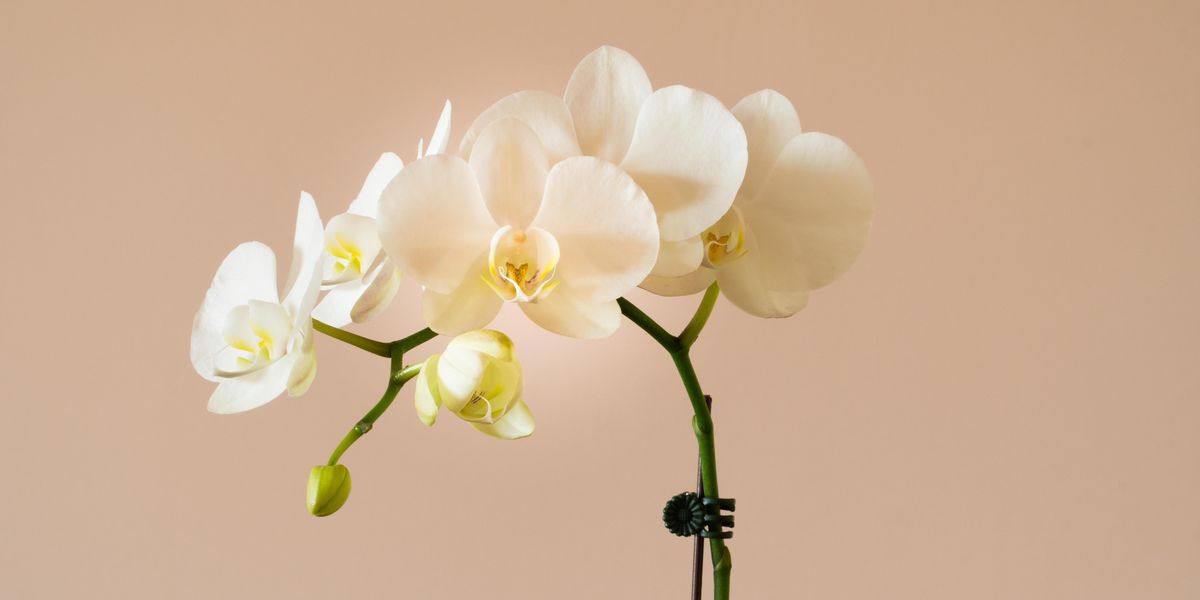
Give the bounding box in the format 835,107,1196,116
2,0,1198,598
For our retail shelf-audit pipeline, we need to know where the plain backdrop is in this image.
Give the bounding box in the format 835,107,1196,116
2,1,1198,598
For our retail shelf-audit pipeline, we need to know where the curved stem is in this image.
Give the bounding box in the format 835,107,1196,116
312,319,392,357
326,357,422,465
618,293,731,600
680,283,720,350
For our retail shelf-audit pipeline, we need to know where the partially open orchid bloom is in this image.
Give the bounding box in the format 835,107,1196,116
413,330,533,440
190,194,325,413
312,101,452,327
458,45,747,281
379,117,659,339
642,90,875,318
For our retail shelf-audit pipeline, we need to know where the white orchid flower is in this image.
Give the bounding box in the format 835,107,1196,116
312,100,452,326
413,330,534,440
378,115,660,339
457,45,748,281
190,193,325,414
642,90,875,317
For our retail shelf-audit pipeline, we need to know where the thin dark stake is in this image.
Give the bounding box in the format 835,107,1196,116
691,395,713,600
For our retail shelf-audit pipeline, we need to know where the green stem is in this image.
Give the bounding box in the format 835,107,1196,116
326,356,422,465
619,284,731,600
312,318,392,357
680,283,721,350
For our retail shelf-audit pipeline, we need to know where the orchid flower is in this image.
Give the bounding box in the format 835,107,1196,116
378,117,660,339
413,330,534,440
457,46,748,281
190,193,325,413
311,101,452,326
641,90,875,317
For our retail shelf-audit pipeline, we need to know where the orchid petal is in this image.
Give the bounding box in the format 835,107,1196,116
350,259,400,323
619,86,747,241
468,118,550,229
458,91,581,164
421,256,503,335
731,90,802,204
378,155,497,294
287,322,317,396
282,192,325,323
650,236,703,278
427,100,453,156
741,132,874,293
564,45,652,164
715,229,811,317
414,354,442,426
190,242,278,382
347,153,404,217
639,266,717,297
311,283,364,328
206,353,294,414
530,157,659,302
471,398,534,440
322,213,382,285
519,287,621,339
444,329,516,362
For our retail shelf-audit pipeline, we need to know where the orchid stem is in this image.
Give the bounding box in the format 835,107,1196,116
618,283,731,600
317,325,439,465
312,319,392,357
327,358,423,465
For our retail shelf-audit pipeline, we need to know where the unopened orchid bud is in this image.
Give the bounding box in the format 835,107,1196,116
307,464,352,517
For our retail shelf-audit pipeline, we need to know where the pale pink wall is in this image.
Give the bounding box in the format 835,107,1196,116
2,1,1198,598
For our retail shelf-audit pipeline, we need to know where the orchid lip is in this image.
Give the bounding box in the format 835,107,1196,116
483,225,561,303
213,300,294,378
701,206,748,268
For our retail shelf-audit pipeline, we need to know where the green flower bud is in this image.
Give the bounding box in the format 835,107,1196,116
307,464,351,517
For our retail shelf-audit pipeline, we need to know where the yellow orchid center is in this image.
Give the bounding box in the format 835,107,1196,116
702,207,748,267
322,213,383,286
213,300,293,377
483,225,561,303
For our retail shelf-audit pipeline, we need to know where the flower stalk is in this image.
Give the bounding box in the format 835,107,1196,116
618,282,731,600
313,322,438,464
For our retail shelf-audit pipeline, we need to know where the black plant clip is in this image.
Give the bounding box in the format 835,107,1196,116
662,491,736,539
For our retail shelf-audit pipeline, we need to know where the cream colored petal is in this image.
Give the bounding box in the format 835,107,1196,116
715,231,810,317
741,132,874,292
322,213,382,285
347,153,404,217
378,155,497,294
468,118,550,228
444,329,516,362
731,90,802,204
311,283,364,328
458,91,581,164
471,398,534,440
619,86,748,241
287,323,317,396
649,236,703,277
427,100,453,156
564,45,652,164
350,259,400,323
639,266,717,297
519,287,621,339
414,354,442,426
530,157,659,302
421,259,503,335
191,242,279,382
282,192,326,323
206,353,294,414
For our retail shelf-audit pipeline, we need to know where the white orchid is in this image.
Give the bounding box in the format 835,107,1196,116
413,330,533,440
311,101,452,326
190,193,325,413
457,45,748,281
641,90,875,317
378,116,660,339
